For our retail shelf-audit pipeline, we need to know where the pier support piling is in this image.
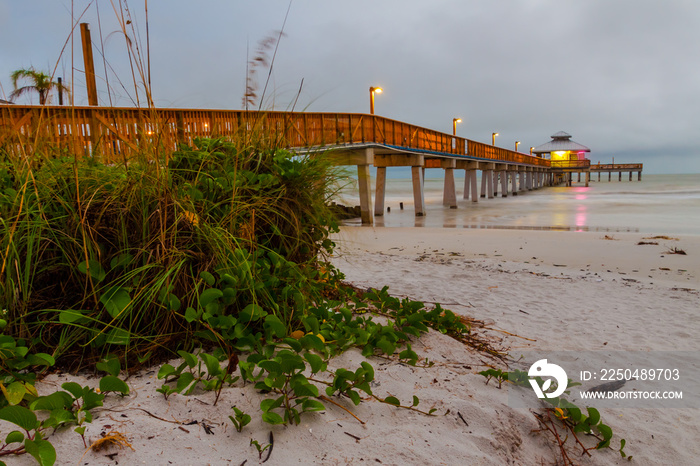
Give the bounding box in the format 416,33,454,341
412,166,426,216
442,160,457,209
357,164,373,225
500,170,508,197
374,166,387,217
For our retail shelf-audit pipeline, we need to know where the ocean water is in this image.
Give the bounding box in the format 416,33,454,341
334,173,700,235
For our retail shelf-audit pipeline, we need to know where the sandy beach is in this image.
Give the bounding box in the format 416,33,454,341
14,226,700,465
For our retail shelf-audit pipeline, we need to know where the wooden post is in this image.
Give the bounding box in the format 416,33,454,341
487,170,494,199
619,171,622,181
470,170,478,202
501,170,508,197
629,171,632,181
585,171,590,187
80,23,98,106
374,167,387,216
511,170,518,195
480,170,488,198
519,171,525,193
412,165,426,216
443,167,457,208
463,169,471,199
357,164,373,225
608,171,611,182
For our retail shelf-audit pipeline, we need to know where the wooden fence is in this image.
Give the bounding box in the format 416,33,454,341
0,105,550,167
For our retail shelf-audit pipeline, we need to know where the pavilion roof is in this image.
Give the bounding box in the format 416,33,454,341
533,131,590,153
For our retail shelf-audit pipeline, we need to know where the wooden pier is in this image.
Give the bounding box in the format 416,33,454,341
0,105,642,225
590,163,643,182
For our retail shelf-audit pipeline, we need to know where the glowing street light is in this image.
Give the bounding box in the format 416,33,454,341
530,147,535,156
492,132,499,146
369,86,383,114
515,141,521,152
452,118,462,136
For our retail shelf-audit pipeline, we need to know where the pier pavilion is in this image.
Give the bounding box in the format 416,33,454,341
533,131,592,186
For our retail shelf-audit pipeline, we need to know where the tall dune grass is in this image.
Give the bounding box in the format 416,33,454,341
0,127,344,368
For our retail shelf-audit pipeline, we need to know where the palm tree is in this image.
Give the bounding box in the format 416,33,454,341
9,67,70,105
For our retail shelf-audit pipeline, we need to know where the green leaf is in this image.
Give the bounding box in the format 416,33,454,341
258,360,283,375
301,399,326,412
96,357,121,377
200,271,216,286
58,309,89,324
77,259,106,283
5,430,24,444
60,382,83,399
177,350,198,369
261,411,285,425
412,395,419,407
283,337,302,352
99,375,130,395
30,392,73,411
360,362,374,381
347,390,361,406
263,314,286,339
0,405,38,431
278,352,305,374
27,353,55,367
105,328,131,345
184,306,200,323
597,423,613,441
586,407,601,426
100,287,131,318
110,253,134,270
304,353,325,374
24,437,56,466
384,396,401,406
175,372,196,393
376,338,395,356
260,397,283,412
239,303,267,323
199,288,223,308
81,389,105,411
157,364,176,379
167,294,181,312
290,375,318,397
48,409,76,426
4,381,27,406
199,353,222,377
300,334,325,352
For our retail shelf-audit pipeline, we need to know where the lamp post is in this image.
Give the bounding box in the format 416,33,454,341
369,86,382,114
530,147,535,156
452,118,462,136
492,132,499,146
515,141,521,152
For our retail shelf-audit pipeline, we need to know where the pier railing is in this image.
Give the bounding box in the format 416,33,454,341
590,163,643,171
0,105,549,168
550,159,591,169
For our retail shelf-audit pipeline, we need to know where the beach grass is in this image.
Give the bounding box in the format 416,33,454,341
0,125,344,368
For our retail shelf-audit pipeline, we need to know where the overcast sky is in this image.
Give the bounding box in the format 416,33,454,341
1,0,699,173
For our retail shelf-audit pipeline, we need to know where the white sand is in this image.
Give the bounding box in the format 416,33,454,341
10,227,700,465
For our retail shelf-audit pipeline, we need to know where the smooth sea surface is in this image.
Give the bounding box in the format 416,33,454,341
335,173,700,235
